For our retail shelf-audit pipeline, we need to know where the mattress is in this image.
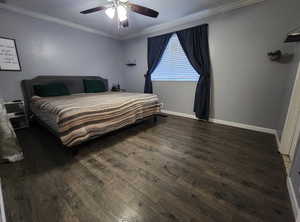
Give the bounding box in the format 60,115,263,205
30,92,161,147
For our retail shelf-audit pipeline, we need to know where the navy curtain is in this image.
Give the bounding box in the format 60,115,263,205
144,33,173,93
177,24,211,120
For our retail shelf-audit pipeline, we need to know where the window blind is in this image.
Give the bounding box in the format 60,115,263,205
151,34,199,81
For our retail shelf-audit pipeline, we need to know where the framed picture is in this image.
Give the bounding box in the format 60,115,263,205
0,37,21,71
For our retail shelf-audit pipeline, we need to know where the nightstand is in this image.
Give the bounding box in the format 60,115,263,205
4,100,28,130
111,89,127,92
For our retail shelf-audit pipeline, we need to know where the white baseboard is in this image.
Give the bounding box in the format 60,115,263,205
161,110,198,120
161,109,276,135
209,118,276,135
275,131,281,151
287,177,300,221
0,179,6,222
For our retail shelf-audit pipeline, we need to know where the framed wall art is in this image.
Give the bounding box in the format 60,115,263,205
0,37,21,71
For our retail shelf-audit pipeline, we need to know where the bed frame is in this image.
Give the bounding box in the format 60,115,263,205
21,75,109,122
21,75,158,154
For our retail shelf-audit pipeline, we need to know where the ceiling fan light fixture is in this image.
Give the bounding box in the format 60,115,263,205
117,4,127,17
105,7,115,19
117,4,127,22
81,0,159,28
119,14,128,22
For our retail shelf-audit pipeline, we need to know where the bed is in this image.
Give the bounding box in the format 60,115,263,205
21,76,161,148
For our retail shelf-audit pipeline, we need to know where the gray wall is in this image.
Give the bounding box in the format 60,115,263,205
122,0,300,130
0,9,124,101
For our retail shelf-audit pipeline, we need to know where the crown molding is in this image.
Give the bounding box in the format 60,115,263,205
0,0,265,41
0,3,119,39
121,0,265,40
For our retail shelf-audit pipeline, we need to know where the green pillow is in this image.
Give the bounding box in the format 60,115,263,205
83,79,106,93
33,83,70,97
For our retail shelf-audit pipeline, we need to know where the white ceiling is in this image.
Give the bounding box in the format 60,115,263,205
4,0,242,38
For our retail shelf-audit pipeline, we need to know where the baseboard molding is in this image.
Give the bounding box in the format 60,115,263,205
161,109,276,135
209,118,276,135
161,110,198,120
275,131,281,151
0,178,6,222
287,177,300,221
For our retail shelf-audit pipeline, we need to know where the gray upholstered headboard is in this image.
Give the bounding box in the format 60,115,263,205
21,75,109,120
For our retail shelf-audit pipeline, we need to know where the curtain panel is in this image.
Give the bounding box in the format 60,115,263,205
177,24,211,120
144,33,172,93
144,24,211,120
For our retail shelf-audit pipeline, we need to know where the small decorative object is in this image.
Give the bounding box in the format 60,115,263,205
111,82,121,91
267,50,294,64
268,50,282,61
285,25,300,43
0,37,21,71
126,59,137,66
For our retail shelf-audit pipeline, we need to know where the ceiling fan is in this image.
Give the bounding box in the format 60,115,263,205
80,0,159,28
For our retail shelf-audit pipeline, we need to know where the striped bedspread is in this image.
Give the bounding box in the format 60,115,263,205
31,92,161,147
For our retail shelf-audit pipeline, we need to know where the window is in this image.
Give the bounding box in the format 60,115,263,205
151,34,199,81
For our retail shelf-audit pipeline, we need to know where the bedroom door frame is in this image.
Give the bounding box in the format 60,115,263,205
280,60,300,161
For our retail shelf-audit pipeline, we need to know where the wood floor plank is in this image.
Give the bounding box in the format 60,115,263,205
0,115,293,222
99,141,271,222
127,133,288,202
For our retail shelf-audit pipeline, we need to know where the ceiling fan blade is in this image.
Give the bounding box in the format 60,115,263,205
128,3,159,18
80,6,106,14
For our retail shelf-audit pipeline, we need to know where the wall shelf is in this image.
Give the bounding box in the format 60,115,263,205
126,63,136,67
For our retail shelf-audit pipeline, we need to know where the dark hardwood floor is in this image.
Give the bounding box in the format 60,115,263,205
0,115,293,222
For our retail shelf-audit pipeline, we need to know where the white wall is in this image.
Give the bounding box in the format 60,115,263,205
0,9,124,101
122,0,300,130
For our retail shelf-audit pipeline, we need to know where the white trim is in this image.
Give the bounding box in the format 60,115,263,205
275,131,281,151
212,117,282,149
121,0,265,40
287,177,300,221
0,0,264,41
0,3,116,39
0,178,6,222
209,118,276,135
161,110,198,120
161,109,276,135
